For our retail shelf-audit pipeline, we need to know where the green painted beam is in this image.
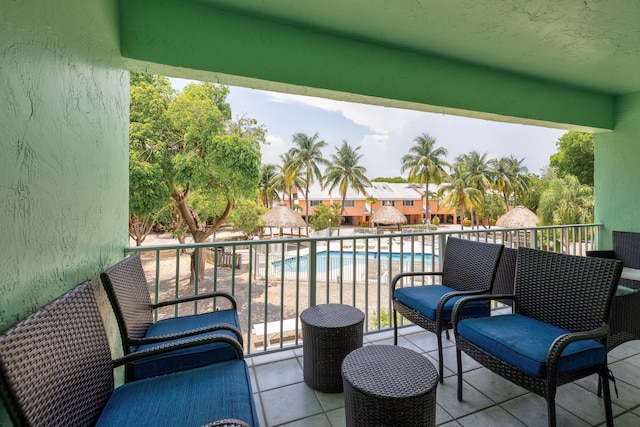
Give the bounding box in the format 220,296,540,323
120,0,614,130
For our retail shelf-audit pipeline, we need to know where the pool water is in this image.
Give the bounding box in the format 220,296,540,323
273,250,436,273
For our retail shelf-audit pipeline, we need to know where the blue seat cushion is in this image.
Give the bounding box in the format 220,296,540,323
97,359,258,427
394,285,490,322
457,314,606,377
133,309,240,380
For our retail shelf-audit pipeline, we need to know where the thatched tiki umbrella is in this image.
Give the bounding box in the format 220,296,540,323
262,204,306,237
370,205,408,232
496,206,539,228
496,206,540,248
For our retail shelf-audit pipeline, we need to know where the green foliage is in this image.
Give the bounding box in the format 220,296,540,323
482,192,506,224
371,176,406,183
463,219,472,227
549,131,594,185
228,199,266,238
538,175,593,225
431,216,440,227
370,307,390,328
310,203,340,231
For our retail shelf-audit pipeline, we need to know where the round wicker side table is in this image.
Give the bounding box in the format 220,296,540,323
341,345,438,427
300,304,365,393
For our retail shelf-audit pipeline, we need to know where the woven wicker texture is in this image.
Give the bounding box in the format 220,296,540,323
607,287,640,351
0,282,113,427
101,253,154,351
455,247,623,427
492,247,517,307
202,420,251,427
300,304,364,392
393,237,504,382
341,345,437,427
612,230,640,269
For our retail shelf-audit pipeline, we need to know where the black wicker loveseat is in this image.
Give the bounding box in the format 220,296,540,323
0,281,259,427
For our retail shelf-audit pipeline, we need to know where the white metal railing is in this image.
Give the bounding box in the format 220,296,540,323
125,224,602,354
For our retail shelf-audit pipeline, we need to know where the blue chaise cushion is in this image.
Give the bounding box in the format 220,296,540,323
97,359,259,426
394,285,490,322
133,309,240,380
457,314,606,377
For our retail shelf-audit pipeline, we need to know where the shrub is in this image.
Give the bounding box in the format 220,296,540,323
370,307,390,328
462,219,472,227
431,216,440,226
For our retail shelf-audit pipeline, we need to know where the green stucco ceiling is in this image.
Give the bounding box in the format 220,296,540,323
201,0,640,95
120,0,640,130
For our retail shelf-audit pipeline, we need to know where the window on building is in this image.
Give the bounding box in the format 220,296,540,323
383,201,396,207
310,200,323,206
402,200,414,207
343,200,355,207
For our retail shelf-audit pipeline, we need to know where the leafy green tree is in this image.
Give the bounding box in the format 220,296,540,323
130,76,263,282
259,163,280,208
290,132,328,229
324,142,371,235
482,192,507,226
456,151,493,228
538,175,593,225
272,151,304,207
549,131,594,185
128,73,174,244
439,166,482,230
309,204,335,231
228,199,266,238
401,133,450,224
371,176,407,183
492,156,529,209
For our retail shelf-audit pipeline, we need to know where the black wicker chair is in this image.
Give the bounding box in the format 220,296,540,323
0,282,259,426
587,230,640,290
453,247,622,427
101,253,243,381
392,237,504,382
491,246,518,309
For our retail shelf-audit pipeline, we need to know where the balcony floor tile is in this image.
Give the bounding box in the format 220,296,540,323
247,327,640,426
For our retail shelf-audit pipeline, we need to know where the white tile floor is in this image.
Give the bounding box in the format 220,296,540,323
245,325,640,426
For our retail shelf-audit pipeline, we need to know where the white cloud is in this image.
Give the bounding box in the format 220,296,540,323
260,133,290,165
263,91,422,135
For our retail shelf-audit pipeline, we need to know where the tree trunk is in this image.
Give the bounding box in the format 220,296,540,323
129,214,153,246
171,186,234,285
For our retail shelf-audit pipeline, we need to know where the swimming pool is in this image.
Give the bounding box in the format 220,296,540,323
273,250,437,273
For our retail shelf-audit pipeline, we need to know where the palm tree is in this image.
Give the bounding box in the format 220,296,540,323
324,141,371,236
507,155,530,206
272,151,303,207
401,133,450,224
289,132,328,230
456,151,493,228
259,163,280,208
491,157,514,209
439,166,482,230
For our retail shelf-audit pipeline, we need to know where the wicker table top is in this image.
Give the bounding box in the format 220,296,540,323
342,345,438,398
300,304,364,329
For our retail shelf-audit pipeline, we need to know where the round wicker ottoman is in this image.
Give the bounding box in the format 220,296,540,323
300,304,365,392
341,345,438,427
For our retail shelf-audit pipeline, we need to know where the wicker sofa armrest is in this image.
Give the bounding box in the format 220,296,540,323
128,322,243,346
391,271,443,291
585,250,617,260
546,324,610,379
451,293,515,328
152,291,237,310
114,333,244,368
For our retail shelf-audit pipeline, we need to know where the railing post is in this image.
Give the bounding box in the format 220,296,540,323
309,240,317,307
532,229,539,249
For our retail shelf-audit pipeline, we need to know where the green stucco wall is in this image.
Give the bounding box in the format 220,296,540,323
594,91,640,248
0,0,128,423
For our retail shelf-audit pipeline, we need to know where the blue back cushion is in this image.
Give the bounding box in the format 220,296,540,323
457,314,606,377
98,360,258,426
394,285,490,322
133,309,240,380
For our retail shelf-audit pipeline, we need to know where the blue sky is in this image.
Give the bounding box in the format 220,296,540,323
170,78,565,179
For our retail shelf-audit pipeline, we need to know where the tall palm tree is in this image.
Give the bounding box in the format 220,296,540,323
456,151,493,227
507,155,530,206
401,133,450,224
272,151,303,207
439,166,482,230
491,157,514,209
259,163,280,208
289,132,328,229
324,141,371,236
